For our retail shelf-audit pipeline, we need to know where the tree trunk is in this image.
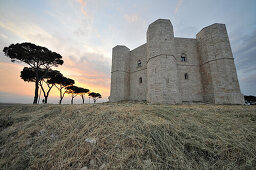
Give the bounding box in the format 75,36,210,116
38,87,42,104
44,96,48,104
94,99,96,104
44,89,51,104
59,94,63,104
71,96,74,104
33,79,39,104
39,82,45,104
59,98,63,104
82,95,84,104
59,88,63,104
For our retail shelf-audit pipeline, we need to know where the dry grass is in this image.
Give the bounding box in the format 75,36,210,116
0,102,256,169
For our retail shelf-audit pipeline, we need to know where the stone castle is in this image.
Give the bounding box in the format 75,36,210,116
109,19,244,104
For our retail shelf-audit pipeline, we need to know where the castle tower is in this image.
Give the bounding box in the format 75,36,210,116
109,45,130,102
197,24,244,104
146,19,181,104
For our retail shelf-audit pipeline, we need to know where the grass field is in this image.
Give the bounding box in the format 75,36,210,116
0,102,256,169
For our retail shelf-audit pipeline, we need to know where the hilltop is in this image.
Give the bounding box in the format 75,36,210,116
0,103,255,169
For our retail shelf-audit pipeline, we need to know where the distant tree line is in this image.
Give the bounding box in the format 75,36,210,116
244,95,256,105
3,42,102,104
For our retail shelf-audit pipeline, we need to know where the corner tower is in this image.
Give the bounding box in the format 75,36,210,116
197,24,244,104
146,19,181,104
109,45,130,102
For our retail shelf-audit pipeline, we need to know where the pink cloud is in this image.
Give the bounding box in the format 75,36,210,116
174,0,184,15
76,0,87,16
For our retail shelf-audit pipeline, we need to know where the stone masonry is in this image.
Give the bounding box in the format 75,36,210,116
109,19,244,104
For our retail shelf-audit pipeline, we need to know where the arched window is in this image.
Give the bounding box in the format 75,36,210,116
181,54,187,62
137,60,142,67
185,73,189,80
139,77,142,84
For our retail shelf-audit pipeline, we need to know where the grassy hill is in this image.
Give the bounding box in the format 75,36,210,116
0,103,255,169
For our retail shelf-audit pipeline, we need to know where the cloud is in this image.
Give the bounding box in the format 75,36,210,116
76,0,87,16
174,0,184,15
238,73,256,96
77,0,86,6
58,53,111,97
124,14,140,23
233,30,256,73
0,33,7,39
0,20,53,42
231,29,256,96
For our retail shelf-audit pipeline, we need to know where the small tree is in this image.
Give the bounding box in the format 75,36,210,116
79,88,90,104
65,85,80,104
20,67,61,104
49,75,74,104
40,70,62,104
88,92,102,104
3,42,63,104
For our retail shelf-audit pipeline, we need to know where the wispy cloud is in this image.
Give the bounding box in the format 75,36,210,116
0,33,7,39
58,54,111,98
0,20,53,43
76,0,87,16
124,14,140,23
174,0,184,15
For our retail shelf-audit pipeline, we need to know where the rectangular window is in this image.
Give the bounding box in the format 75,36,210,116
137,60,142,67
185,73,188,80
139,77,142,84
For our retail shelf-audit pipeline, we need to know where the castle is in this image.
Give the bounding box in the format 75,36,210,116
109,19,244,104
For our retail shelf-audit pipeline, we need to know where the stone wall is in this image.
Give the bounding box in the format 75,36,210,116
129,44,147,101
175,38,203,102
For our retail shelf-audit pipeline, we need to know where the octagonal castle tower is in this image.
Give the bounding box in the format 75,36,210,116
109,45,130,102
196,24,244,104
146,19,181,104
109,19,244,104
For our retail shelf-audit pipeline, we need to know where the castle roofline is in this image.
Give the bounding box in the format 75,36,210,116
148,19,173,28
152,18,171,23
113,45,130,50
130,43,147,52
196,23,225,36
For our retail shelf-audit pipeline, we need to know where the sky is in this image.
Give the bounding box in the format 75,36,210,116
0,0,255,104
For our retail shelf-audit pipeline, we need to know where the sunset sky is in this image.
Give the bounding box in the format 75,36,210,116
0,0,255,104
